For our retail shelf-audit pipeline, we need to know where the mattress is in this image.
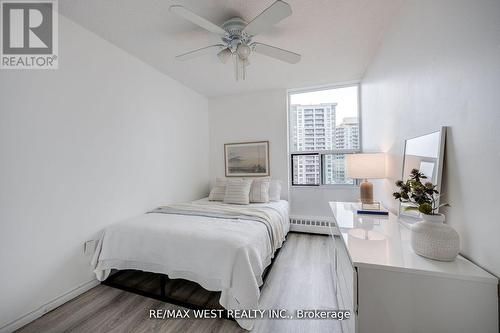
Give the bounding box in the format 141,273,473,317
91,198,289,330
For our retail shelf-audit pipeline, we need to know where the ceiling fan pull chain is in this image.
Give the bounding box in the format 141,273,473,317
242,59,246,80
234,53,239,81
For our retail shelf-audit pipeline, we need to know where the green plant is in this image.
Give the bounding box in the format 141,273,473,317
393,168,449,215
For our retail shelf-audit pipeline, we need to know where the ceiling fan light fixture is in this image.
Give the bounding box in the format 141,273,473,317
217,48,232,64
170,1,301,81
236,43,251,59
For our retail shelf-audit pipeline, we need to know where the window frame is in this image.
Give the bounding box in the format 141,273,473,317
287,82,362,188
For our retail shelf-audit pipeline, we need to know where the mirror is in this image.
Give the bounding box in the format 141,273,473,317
399,127,447,219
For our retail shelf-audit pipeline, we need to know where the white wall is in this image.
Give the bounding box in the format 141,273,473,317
0,15,209,330
208,90,358,215
208,90,289,199
362,0,500,276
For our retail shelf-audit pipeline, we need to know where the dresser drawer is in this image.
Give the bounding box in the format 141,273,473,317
333,235,357,333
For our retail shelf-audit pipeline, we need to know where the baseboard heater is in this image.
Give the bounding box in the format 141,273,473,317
289,215,339,235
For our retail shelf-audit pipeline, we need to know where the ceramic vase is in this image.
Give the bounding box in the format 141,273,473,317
410,213,459,261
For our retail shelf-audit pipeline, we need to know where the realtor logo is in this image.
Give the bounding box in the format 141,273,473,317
1,0,58,69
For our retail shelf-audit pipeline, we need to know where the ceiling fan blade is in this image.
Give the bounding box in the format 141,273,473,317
243,0,292,36
251,42,301,64
175,44,225,61
169,5,227,36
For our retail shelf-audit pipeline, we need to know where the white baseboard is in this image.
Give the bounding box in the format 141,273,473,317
0,279,100,333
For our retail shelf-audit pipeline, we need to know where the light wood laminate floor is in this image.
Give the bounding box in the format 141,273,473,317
16,233,342,333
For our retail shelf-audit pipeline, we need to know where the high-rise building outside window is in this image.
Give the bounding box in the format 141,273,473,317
289,84,360,186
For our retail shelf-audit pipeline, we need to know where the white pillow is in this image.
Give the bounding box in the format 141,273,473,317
269,180,282,201
249,177,270,203
208,178,227,201
224,179,252,205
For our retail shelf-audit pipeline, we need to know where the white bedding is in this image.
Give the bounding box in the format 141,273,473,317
92,198,289,330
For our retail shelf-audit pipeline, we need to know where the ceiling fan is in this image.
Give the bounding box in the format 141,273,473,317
169,0,301,81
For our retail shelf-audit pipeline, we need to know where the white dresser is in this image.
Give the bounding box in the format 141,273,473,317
329,201,499,333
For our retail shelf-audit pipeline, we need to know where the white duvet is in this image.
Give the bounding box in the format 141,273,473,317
91,198,289,330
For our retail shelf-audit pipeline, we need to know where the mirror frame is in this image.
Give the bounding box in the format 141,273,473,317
399,126,447,219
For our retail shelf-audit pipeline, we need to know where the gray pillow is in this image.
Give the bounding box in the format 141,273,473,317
249,177,270,203
208,178,227,201
223,179,252,205
269,180,282,201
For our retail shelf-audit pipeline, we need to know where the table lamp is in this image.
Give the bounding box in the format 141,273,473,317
346,153,386,204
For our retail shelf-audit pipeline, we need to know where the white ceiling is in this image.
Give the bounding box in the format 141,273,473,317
59,0,402,97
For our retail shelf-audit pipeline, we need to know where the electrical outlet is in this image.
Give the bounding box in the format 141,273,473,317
84,240,96,256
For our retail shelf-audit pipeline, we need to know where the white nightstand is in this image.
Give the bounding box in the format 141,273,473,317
329,201,498,333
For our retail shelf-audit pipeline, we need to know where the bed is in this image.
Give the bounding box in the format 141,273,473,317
91,198,289,330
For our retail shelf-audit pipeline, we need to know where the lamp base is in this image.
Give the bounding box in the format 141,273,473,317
360,180,374,204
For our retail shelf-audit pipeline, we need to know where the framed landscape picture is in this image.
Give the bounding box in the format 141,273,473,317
224,141,270,177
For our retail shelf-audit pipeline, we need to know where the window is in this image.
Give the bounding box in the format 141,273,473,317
291,153,320,185
289,84,360,186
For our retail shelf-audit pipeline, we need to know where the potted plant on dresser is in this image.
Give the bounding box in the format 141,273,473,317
393,169,459,261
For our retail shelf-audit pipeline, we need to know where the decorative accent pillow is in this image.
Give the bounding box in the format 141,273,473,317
223,179,252,205
249,177,270,203
208,178,227,201
269,180,282,201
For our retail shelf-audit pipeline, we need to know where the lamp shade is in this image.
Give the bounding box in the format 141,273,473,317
217,48,232,64
346,153,386,179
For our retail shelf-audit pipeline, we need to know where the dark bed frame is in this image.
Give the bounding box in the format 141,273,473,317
101,243,284,321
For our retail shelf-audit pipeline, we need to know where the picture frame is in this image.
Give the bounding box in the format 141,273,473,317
224,141,270,177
